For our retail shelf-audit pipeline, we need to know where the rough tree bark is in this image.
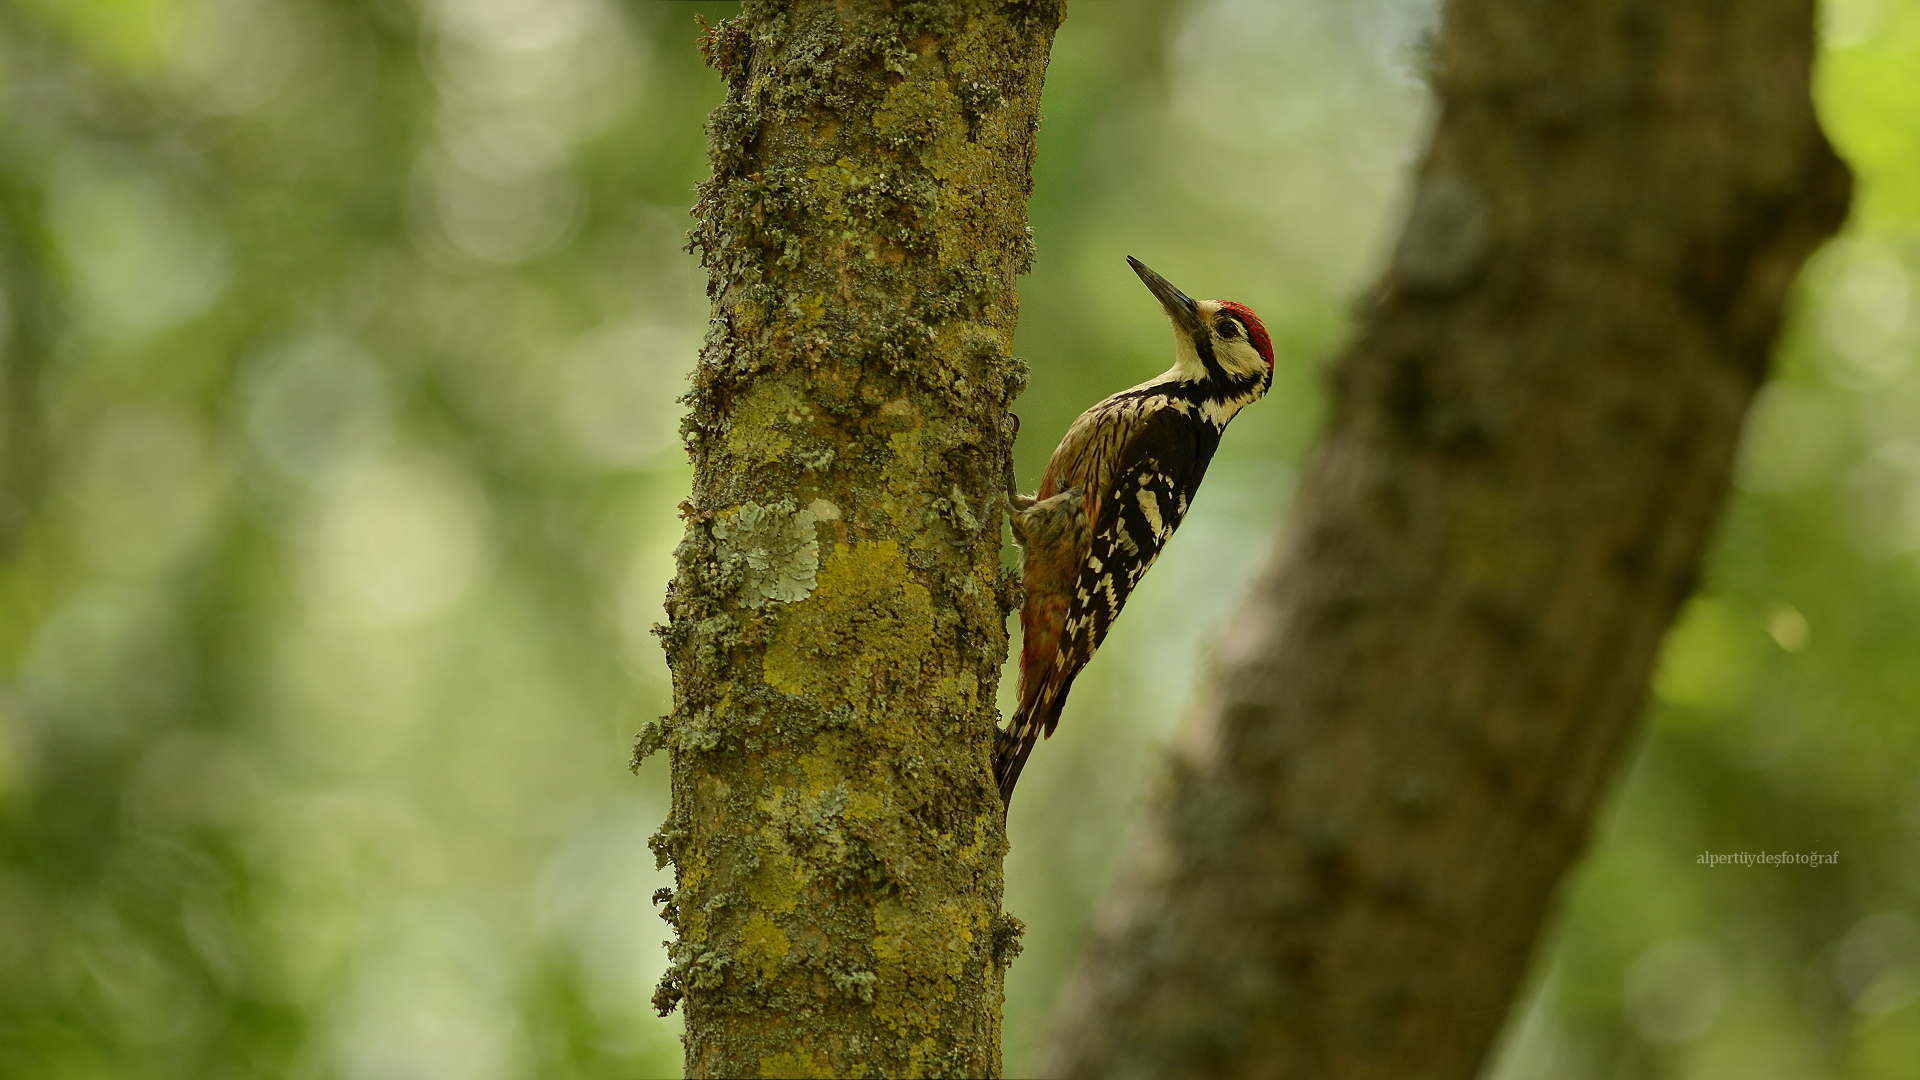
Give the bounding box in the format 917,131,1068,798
1040,1,1850,1078
637,3,1062,1077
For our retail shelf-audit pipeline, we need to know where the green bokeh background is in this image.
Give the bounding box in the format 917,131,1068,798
0,1,1916,1077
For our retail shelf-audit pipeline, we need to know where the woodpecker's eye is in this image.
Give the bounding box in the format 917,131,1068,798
1217,319,1240,339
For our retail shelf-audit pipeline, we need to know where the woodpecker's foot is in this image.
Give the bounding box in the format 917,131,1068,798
1005,485,1039,548
1004,414,1034,510
1002,413,1036,554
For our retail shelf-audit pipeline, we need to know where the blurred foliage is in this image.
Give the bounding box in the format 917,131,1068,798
0,0,730,1074
1,0,1918,1078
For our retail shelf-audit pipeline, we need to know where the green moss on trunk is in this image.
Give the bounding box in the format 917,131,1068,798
642,3,1062,1076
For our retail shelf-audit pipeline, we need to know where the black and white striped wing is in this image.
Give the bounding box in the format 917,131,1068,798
1051,411,1212,733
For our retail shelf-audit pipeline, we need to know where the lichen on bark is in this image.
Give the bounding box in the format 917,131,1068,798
641,3,1062,1077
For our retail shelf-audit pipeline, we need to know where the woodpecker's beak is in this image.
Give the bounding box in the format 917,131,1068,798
1127,256,1202,335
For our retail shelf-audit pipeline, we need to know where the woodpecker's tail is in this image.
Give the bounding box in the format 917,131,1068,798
995,723,1038,807
996,681,1074,807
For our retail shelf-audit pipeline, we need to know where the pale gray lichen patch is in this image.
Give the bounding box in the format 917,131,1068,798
714,500,821,607
943,483,980,534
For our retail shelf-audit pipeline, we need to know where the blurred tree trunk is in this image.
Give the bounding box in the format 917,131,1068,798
1040,2,1849,1079
642,2,1061,1077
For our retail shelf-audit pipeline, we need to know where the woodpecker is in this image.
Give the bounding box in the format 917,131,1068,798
996,257,1274,806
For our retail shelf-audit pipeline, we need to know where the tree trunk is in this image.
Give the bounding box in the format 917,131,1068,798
641,3,1062,1077
1039,2,1849,1078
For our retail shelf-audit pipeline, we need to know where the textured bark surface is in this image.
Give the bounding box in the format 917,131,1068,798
639,3,1062,1077
1040,2,1850,1079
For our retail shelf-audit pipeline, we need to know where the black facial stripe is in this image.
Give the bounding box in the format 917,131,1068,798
1192,330,1226,381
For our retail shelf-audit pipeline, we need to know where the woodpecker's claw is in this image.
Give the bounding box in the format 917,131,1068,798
1004,413,1034,514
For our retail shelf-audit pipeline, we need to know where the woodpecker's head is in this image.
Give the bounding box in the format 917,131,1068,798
1128,257,1273,413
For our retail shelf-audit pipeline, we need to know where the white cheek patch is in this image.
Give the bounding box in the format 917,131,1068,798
1227,343,1268,380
